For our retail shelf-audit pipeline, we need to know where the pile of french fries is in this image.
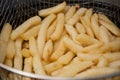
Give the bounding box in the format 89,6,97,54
0,1,120,79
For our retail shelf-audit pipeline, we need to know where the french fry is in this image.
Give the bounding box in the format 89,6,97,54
99,19,120,37
67,8,87,25
0,23,12,63
109,60,120,69
77,53,102,63
6,39,16,59
4,58,12,67
65,6,77,22
63,37,83,53
91,13,100,39
23,57,32,73
63,5,71,13
44,61,63,74
37,14,56,58
33,53,46,75
79,42,103,53
71,57,81,63
97,57,108,68
50,13,64,40
0,23,12,42
47,19,57,40
76,34,99,46
22,48,31,58
99,25,111,43
75,67,118,78
14,38,23,70
50,39,66,61
11,16,41,40
52,61,93,77
103,52,120,62
0,40,8,63
38,1,66,16
29,37,38,56
65,24,79,43
57,51,75,65
43,40,53,62
21,24,40,40
80,16,94,38
75,22,86,34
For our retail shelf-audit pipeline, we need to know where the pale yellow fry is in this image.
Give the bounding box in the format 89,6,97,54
4,58,12,67
91,13,100,39
23,57,32,73
11,16,41,40
79,42,103,53
75,22,86,34
109,60,120,69
29,37,39,56
0,40,7,63
47,19,57,40
65,6,76,22
33,54,46,75
0,23,12,42
103,52,120,62
43,40,53,62
57,51,75,65
44,61,63,74
80,16,94,38
63,5,71,13
99,20,120,36
14,38,23,70
21,24,40,40
98,13,115,25
22,77,31,80
84,8,93,26
50,39,66,61
22,48,31,58
65,24,78,42
75,67,118,78
38,1,66,17
71,57,81,63
67,8,87,25
76,34,99,46
99,25,111,43
77,53,102,63
6,39,16,59
37,14,56,58
52,61,93,77
97,57,108,68
50,13,64,41
63,37,82,53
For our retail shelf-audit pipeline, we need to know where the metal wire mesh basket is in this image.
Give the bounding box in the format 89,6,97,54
0,0,120,80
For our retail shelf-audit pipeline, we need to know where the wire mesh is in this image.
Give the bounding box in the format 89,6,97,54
0,0,120,80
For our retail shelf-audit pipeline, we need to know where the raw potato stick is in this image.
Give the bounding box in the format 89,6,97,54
21,24,40,40
0,23,12,63
11,16,41,40
50,13,64,40
38,2,66,16
52,61,93,77
37,14,56,58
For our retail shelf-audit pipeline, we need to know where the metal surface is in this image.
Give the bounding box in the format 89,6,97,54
0,0,120,80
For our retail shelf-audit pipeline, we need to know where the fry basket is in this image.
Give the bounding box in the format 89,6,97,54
0,0,120,80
